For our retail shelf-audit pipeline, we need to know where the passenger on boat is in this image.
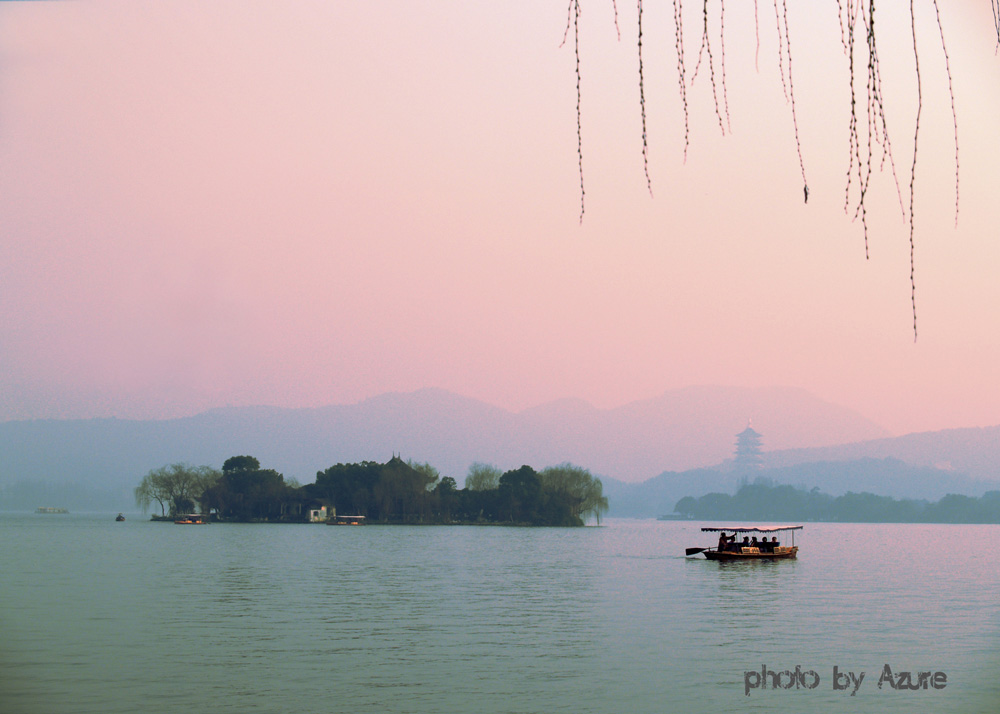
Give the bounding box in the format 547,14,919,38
770,537,780,550
740,536,750,549
717,532,731,551
750,536,759,548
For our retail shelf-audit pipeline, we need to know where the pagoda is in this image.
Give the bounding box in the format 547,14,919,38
733,420,763,473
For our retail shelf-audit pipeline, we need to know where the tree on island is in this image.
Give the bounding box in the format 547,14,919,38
433,476,459,521
221,455,260,474
134,463,220,517
540,463,610,525
200,455,295,521
309,458,607,526
310,456,438,523
498,466,545,523
468,464,609,526
465,462,502,491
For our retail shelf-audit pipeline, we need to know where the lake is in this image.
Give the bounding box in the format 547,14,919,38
2,514,998,714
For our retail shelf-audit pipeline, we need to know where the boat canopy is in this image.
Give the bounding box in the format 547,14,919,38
700,525,803,533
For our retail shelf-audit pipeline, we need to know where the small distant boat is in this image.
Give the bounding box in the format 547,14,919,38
326,515,366,526
35,507,69,514
174,514,208,524
685,525,802,560
115,513,126,522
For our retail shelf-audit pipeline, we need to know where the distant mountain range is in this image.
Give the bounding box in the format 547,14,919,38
1,386,998,513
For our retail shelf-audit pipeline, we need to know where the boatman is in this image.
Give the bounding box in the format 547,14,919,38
717,532,734,552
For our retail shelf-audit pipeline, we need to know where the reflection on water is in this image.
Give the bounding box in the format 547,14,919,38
1,515,999,713
709,559,796,642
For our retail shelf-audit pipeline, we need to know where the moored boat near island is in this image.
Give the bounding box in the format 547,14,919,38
174,514,209,524
326,515,366,525
685,525,802,560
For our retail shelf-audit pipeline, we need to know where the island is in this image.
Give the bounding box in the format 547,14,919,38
135,455,608,526
674,480,1000,523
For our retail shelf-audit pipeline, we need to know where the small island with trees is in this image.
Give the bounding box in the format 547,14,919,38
674,479,1000,524
135,455,608,526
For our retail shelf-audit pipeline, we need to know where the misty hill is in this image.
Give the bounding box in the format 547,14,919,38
763,426,1000,482
673,481,1000,524
0,387,889,494
603,457,1000,519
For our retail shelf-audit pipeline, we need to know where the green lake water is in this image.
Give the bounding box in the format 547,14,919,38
2,514,998,713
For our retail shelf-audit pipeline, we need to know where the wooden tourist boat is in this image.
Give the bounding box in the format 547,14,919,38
326,515,366,526
174,514,208,524
686,525,802,560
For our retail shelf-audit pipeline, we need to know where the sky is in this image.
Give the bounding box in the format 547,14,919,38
0,0,998,437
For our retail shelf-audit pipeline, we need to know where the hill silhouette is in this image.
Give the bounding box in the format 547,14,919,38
0,386,890,493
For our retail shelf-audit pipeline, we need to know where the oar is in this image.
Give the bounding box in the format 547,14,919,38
685,547,707,556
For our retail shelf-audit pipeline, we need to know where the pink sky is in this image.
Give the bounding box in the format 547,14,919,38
1,1,998,437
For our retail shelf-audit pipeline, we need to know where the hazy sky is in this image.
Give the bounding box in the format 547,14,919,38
1,0,997,436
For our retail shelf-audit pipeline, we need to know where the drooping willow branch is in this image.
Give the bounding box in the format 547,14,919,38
561,2,967,337
993,0,1000,52
838,0,958,337
772,0,790,103
673,0,690,161
691,1,728,136
719,0,732,134
931,0,959,229
754,0,760,72
842,0,904,259
778,0,808,201
907,0,958,339
560,1,585,223
908,0,921,340
638,0,653,195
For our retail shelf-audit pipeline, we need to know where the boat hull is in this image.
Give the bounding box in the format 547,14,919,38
704,546,798,560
